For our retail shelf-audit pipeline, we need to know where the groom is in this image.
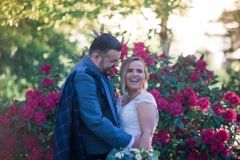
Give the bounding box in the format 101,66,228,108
53,33,139,160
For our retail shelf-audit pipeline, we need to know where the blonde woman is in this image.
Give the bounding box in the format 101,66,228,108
107,57,158,158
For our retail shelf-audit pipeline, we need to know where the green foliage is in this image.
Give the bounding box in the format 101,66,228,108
215,8,240,95
0,64,61,159
224,69,240,96
0,18,78,99
107,32,239,159
0,0,193,99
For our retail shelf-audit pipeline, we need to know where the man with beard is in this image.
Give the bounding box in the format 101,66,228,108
53,33,140,160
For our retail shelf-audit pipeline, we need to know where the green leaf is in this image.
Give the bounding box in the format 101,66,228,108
193,129,198,134
32,126,37,132
92,29,99,36
174,117,178,124
211,87,220,92
158,119,164,129
44,124,51,130
11,115,20,120
100,24,104,32
161,145,167,154
149,67,154,72
165,114,172,121
202,144,207,150
21,121,26,127
213,117,221,127
170,121,174,132
208,154,213,160
176,119,185,131
162,122,169,129
160,112,165,117
210,80,219,85
153,150,160,157
121,36,124,43
45,120,53,125
219,153,228,160
193,137,202,141
203,123,209,129
177,82,183,91
27,121,31,131
169,147,176,155
90,33,97,38
200,54,204,60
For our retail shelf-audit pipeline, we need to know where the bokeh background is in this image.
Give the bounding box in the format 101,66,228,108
0,0,239,101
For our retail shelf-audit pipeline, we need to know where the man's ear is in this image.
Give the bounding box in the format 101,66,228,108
91,53,101,64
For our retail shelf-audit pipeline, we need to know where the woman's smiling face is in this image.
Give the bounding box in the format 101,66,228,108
125,60,146,93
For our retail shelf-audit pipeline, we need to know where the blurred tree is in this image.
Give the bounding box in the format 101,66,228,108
121,0,191,55
218,7,240,95
88,0,192,55
39,0,192,56
0,1,80,99
0,20,78,99
0,0,192,100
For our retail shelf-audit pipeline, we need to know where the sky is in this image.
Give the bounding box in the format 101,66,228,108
168,0,238,69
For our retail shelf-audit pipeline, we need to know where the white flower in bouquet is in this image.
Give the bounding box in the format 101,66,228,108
115,152,124,159
131,148,141,155
107,147,159,160
135,154,142,160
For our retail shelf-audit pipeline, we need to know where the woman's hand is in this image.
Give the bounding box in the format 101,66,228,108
132,135,141,148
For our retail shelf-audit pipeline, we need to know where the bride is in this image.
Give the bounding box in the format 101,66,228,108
107,57,158,158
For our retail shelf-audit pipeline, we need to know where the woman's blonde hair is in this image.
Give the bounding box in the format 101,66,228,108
120,57,149,95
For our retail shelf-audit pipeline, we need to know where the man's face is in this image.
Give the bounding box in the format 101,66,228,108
97,49,121,76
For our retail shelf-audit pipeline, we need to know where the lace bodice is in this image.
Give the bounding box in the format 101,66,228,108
116,92,158,137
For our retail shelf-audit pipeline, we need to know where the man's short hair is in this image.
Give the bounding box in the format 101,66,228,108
89,33,122,57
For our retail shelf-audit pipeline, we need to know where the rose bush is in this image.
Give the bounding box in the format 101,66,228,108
0,31,239,160
0,64,60,160
109,32,240,160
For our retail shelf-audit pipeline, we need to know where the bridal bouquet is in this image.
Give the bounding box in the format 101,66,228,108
107,147,159,160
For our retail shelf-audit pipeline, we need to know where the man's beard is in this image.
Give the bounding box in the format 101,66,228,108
98,59,111,76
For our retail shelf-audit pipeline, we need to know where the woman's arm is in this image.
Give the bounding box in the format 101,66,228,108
137,102,157,151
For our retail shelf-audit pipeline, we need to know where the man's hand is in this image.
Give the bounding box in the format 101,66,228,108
132,135,141,148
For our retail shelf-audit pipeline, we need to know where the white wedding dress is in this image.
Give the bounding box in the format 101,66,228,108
116,92,158,137
106,92,158,159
